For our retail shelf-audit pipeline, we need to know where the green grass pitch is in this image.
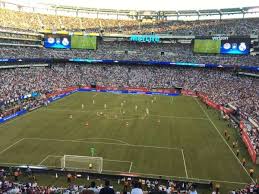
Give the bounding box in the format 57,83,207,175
0,92,256,189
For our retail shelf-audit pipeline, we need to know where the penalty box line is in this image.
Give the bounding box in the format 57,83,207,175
2,137,184,177
0,137,182,155
0,138,25,155
23,137,183,151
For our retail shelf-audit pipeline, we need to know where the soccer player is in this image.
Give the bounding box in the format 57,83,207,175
89,163,93,170
227,134,230,141
135,105,138,111
146,108,149,115
242,158,246,167
232,141,236,148
224,130,227,137
249,168,254,177
93,99,95,104
236,149,240,157
104,104,107,109
81,104,84,109
69,114,73,119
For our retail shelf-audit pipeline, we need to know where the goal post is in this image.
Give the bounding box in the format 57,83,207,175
61,155,103,173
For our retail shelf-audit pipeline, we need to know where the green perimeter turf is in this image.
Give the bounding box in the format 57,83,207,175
0,92,257,193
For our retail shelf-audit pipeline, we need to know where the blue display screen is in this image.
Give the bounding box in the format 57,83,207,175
220,39,250,55
44,35,71,49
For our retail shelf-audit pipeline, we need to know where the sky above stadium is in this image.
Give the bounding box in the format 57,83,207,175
7,0,259,10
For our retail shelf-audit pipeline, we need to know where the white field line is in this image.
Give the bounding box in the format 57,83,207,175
38,155,62,166
24,137,182,151
104,159,132,163
0,111,35,129
39,155,70,166
195,98,255,183
149,114,208,120
0,161,249,185
0,162,35,166
129,162,133,173
181,149,188,178
0,138,25,155
74,138,129,145
38,155,51,165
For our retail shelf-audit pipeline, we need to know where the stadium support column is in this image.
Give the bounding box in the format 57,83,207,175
177,12,179,21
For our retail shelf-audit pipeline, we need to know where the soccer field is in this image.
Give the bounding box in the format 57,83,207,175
0,92,254,185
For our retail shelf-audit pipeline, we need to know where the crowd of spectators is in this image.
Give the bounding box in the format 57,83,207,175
0,167,200,194
0,43,259,67
0,64,258,123
0,8,258,35
0,64,258,194
229,183,259,194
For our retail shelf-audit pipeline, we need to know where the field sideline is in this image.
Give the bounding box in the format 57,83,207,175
0,92,255,186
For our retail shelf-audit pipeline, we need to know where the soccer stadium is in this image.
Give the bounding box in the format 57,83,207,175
0,0,259,193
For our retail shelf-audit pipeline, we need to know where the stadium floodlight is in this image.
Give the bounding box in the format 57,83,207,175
61,155,103,173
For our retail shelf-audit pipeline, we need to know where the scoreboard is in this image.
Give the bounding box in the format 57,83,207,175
44,34,97,50
71,36,97,50
193,36,251,55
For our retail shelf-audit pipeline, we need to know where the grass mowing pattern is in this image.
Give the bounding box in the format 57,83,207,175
0,92,255,188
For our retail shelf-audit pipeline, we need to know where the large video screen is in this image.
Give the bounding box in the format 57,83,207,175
193,37,250,55
220,39,250,55
44,35,71,49
71,36,97,50
193,40,221,54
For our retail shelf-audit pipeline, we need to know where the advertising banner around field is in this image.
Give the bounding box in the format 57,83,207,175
48,90,77,103
241,131,257,163
96,86,118,91
181,90,197,97
151,88,178,94
79,86,179,96
242,131,257,163
124,87,149,92
0,109,27,124
46,87,78,99
198,92,233,114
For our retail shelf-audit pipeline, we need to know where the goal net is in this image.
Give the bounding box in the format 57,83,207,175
61,155,103,173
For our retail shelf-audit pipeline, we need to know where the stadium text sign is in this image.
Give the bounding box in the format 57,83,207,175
130,35,160,43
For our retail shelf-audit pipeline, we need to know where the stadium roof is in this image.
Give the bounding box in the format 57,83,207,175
0,0,259,20
2,0,259,11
